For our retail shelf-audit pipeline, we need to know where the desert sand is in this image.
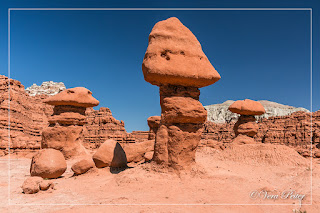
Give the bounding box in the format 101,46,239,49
0,143,319,213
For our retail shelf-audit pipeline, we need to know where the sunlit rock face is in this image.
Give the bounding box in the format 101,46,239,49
142,17,221,171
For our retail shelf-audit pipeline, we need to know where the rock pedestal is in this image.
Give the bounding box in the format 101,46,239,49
228,99,265,144
153,85,207,170
42,87,99,159
142,17,221,170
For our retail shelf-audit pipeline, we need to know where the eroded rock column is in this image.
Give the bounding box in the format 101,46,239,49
42,87,99,159
142,17,221,170
153,85,207,170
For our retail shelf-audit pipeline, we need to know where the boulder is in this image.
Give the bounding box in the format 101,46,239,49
122,140,154,163
144,151,154,161
71,158,95,175
92,140,127,168
39,180,54,191
22,176,43,194
314,150,320,158
30,149,67,179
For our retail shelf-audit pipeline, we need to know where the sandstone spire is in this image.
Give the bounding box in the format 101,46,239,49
142,17,221,171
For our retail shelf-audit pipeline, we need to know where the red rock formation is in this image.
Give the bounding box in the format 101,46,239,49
30,149,67,179
71,158,95,175
0,75,52,151
42,87,99,159
202,110,320,157
0,75,135,154
147,116,160,140
228,99,265,144
84,107,135,148
1,75,318,159
142,17,220,88
229,99,266,116
92,139,127,168
130,131,149,142
142,17,221,170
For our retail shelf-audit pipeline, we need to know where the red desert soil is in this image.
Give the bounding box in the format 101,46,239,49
0,144,319,213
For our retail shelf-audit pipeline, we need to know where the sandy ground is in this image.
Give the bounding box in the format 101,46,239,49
0,144,319,213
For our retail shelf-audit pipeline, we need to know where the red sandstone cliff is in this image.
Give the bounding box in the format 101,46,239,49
0,75,52,151
0,75,136,154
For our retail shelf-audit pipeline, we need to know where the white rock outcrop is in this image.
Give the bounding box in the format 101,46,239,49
205,100,310,123
26,81,66,96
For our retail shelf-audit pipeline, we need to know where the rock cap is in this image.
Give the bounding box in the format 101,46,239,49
44,87,99,108
228,99,266,115
142,17,221,88
147,116,161,128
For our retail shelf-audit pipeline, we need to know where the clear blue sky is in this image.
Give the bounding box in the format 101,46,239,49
0,0,319,132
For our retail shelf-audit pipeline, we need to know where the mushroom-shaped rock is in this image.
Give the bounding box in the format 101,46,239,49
44,87,99,107
228,99,265,115
30,149,67,179
142,17,221,171
228,99,266,145
142,17,221,88
71,158,95,175
42,87,99,159
92,140,127,168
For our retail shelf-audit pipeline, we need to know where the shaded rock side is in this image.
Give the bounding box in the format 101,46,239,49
92,139,127,168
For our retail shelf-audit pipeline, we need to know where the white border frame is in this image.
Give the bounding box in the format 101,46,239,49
7,8,313,207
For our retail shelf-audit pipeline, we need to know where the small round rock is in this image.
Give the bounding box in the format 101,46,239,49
30,149,67,179
71,158,95,175
22,176,43,194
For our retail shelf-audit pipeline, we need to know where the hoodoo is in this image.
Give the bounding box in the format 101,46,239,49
42,87,99,159
142,17,221,170
228,99,266,144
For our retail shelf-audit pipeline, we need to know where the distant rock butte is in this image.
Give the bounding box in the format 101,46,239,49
205,100,310,124
25,81,66,96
